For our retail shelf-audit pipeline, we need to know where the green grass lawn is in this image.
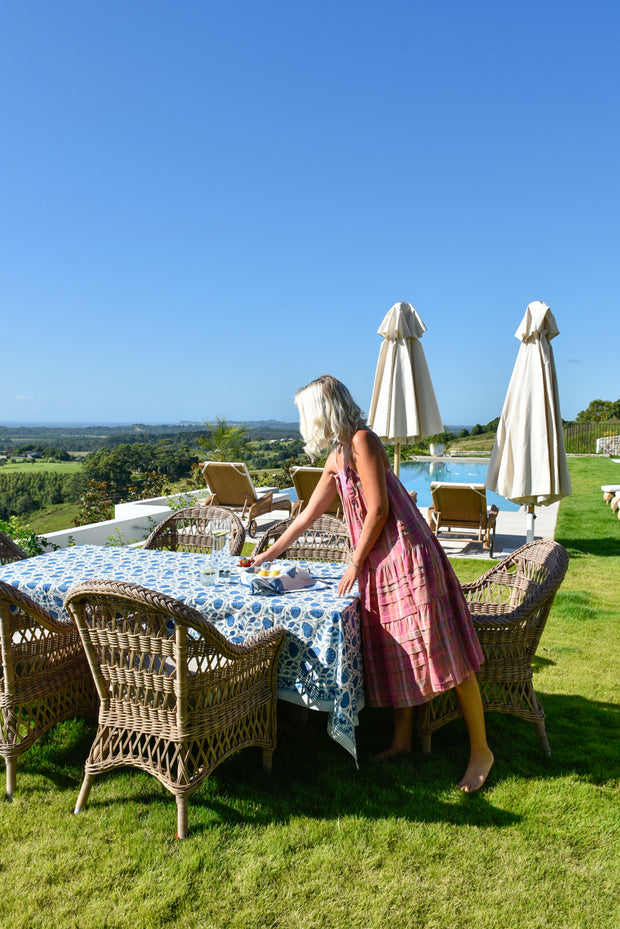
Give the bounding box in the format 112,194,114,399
0,457,619,929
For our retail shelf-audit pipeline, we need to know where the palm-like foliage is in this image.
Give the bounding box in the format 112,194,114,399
198,417,249,462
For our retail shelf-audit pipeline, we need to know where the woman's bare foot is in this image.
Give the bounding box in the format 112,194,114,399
458,748,494,792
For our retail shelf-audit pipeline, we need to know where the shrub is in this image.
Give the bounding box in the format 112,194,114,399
0,515,48,556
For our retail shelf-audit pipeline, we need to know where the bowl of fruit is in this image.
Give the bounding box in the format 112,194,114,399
239,560,282,578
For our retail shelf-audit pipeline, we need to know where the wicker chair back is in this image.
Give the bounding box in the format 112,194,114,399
0,580,97,797
143,504,246,556
252,515,353,563
65,579,285,838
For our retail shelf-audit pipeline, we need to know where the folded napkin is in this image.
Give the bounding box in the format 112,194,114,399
240,565,325,596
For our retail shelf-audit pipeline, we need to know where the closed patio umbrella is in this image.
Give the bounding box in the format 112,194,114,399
485,301,572,541
367,302,443,477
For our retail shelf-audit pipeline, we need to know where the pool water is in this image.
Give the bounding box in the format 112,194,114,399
285,459,520,512
399,459,520,511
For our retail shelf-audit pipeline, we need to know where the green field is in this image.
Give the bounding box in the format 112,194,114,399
27,503,85,534
0,460,82,475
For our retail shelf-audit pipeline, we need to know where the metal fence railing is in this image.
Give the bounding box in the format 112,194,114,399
563,421,620,454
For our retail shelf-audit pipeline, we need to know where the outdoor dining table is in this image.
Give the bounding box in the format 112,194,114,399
0,545,365,762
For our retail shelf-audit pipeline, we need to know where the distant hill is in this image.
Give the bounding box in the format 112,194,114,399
0,421,301,453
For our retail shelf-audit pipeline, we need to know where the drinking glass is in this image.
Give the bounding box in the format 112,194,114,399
201,556,218,586
209,518,231,578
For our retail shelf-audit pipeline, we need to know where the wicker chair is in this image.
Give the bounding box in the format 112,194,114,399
417,540,569,755
252,515,353,563
0,581,98,798
0,532,28,565
143,504,246,557
65,579,286,839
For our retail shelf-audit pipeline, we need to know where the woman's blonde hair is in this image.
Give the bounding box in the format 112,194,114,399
294,375,365,458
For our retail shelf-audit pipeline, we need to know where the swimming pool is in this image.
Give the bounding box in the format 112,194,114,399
399,459,520,511
285,459,520,512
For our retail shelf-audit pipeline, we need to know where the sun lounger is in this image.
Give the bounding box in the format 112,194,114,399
291,466,343,518
427,481,499,556
200,461,292,537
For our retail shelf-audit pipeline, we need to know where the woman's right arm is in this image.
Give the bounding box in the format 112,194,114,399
252,456,339,565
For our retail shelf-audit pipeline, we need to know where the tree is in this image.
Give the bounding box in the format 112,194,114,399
73,480,113,526
576,399,620,422
83,444,145,498
483,416,500,433
197,418,249,462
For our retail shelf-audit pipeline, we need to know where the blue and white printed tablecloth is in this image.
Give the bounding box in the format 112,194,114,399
0,546,364,762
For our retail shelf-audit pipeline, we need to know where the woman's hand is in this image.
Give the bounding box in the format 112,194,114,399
338,562,360,597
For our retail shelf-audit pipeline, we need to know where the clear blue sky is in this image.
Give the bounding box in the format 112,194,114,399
1,0,618,427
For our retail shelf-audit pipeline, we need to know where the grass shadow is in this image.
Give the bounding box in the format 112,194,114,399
11,717,96,794
9,687,618,833
556,536,620,559
181,706,522,832
537,691,620,784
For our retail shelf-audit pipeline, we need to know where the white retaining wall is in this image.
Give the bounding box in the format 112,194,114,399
41,487,294,550
42,490,206,550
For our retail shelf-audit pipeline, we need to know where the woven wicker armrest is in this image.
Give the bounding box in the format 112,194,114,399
170,605,286,659
239,626,287,652
4,581,79,635
0,532,28,564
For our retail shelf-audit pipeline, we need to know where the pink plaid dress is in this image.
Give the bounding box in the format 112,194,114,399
335,462,483,708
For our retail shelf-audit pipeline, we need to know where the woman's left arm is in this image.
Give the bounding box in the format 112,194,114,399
337,430,389,596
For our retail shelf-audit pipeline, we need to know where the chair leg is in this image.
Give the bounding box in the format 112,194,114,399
74,773,95,814
536,720,551,756
420,734,432,755
176,795,189,840
262,748,274,773
5,758,16,799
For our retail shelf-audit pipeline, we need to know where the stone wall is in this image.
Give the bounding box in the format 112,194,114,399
596,435,620,455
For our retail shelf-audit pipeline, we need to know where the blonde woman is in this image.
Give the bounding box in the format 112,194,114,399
253,375,494,791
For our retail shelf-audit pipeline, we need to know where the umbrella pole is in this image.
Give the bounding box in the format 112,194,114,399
394,443,401,478
526,505,536,543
